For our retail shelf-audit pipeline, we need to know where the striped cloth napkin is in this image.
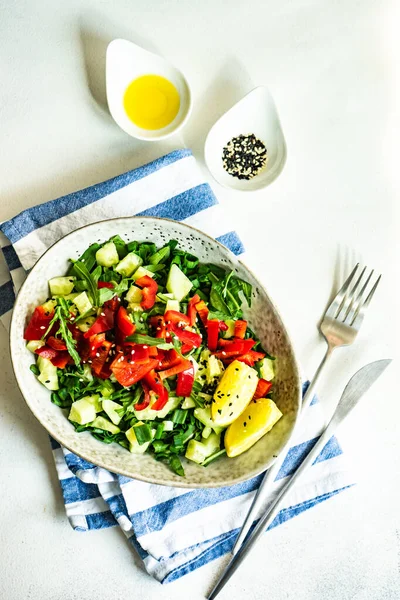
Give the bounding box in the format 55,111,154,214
0,149,354,583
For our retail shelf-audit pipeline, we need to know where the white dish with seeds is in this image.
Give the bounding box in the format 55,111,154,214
204,86,287,192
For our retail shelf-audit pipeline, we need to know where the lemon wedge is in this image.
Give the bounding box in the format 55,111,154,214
211,360,258,427
224,397,282,457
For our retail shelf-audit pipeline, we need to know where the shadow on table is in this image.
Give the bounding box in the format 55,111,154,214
78,11,160,116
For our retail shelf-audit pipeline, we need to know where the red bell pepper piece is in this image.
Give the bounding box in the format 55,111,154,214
121,344,150,364
164,310,191,326
24,305,55,340
181,342,194,354
46,336,67,351
234,319,247,339
51,351,72,369
88,333,106,357
206,319,220,351
169,323,202,349
110,356,158,387
148,346,158,357
195,300,209,325
156,348,182,371
142,369,169,410
216,338,255,354
135,381,152,411
236,350,266,367
35,345,58,360
219,321,229,332
149,315,168,339
253,378,273,399
97,281,114,289
83,298,118,339
187,294,200,326
135,275,158,310
91,340,113,376
176,363,195,397
116,306,135,337
158,358,192,380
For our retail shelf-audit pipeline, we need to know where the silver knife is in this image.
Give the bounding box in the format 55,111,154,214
207,359,392,600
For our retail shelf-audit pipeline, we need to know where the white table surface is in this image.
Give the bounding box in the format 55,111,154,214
0,1,398,598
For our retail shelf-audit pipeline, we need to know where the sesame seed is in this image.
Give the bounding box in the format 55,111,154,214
243,422,247,427
218,409,222,414
40,326,46,330
95,353,100,357
100,312,105,317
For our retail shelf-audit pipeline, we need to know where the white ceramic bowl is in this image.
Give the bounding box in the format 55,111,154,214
106,39,192,141
10,217,301,488
205,86,287,192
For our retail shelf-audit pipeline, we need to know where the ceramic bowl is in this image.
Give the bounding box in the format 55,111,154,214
10,217,301,488
205,86,287,192
106,39,192,141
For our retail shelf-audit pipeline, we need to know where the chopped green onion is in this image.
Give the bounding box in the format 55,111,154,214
169,455,185,476
172,409,187,425
133,424,153,445
201,449,227,467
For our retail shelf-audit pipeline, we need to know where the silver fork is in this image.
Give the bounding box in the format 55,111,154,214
231,263,381,556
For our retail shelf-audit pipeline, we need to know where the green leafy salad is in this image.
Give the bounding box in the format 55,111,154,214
24,236,281,476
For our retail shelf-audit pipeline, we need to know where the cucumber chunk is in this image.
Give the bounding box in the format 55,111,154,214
37,356,59,391
258,358,275,381
165,299,180,313
76,316,95,333
84,394,102,413
26,340,45,353
181,397,196,409
222,320,236,339
73,291,93,315
95,242,119,267
41,299,57,313
185,433,221,464
49,276,75,296
102,399,123,425
126,421,155,453
68,398,97,424
133,396,180,421
115,252,143,277
90,415,120,434
132,266,154,281
166,264,193,301
193,406,224,434
125,285,143,304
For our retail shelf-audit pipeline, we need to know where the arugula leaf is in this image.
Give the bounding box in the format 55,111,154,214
98,278,129,305
72,260,99,307
125,333,173,348
56,298,82,369
69,243,100,275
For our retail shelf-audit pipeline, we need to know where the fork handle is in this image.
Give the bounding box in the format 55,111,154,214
231,345,334,555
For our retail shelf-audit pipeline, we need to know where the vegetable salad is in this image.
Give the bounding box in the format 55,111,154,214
24,236,282,475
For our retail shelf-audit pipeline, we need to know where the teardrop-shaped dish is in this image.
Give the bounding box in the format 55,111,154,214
106,39,192,141
204,86,287,191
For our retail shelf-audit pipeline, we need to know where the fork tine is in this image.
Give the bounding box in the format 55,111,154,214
343,269,374,324
350,274,381,328
340,266,367,321
325,263,359,318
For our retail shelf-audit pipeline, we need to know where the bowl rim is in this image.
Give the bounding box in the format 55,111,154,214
9,215,302,488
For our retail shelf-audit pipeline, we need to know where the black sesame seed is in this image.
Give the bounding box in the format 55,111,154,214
229,402,232,406
248,415,251,420
45,380,50,383
243,422,247,427
218,409,222,414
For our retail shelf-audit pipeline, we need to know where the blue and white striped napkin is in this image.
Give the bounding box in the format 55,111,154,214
0,149,354,583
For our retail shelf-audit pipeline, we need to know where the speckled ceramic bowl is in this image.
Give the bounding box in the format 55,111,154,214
10,217,301,488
